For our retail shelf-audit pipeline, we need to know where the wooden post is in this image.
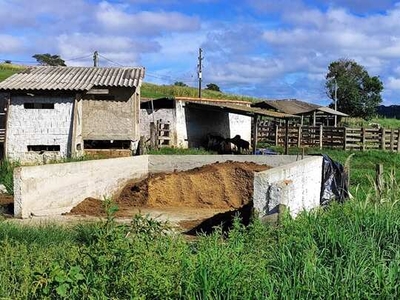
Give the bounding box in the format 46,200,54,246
319,125,323,149
139,136,146,155
284,119,289,155
343,127,347,150
376,164,383,195
361,127,366,151
252,115,258,154
390,129,395,152
297,125,302,148
381,127,386,150
150,122,158,150
313,111,316,126
275,124,279,146
397,129,400,153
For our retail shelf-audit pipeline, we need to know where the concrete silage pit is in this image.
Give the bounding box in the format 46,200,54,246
12,155,324,233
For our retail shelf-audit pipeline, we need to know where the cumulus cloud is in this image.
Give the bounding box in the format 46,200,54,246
0,35,25,53
96,1,200,35
387,77,400,90
57,33,161,66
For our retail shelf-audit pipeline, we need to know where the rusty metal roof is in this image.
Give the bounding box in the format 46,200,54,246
0,66,145,91
252,99,348,116
186,101,299,119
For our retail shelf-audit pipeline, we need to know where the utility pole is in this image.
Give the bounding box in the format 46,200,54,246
93,51,98,67
197,48,203,98
334,79,338,127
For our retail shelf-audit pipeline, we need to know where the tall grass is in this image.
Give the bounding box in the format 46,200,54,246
1,184,400,299
0,160,19,194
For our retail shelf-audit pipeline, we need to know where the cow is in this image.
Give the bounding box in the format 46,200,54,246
227,135,250,154
205,134,231,154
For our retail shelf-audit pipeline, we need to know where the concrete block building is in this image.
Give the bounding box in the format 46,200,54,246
0,66,145,163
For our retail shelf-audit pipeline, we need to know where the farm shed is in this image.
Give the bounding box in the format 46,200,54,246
0,66,145,163
140,97,253,149
140,97,295,151
252,99,348,126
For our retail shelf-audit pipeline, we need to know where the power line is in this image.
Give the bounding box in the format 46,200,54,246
64,54,93,61
98,54,124,67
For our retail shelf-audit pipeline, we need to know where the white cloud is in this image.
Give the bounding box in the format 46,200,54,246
96,1,200,35
0,35,24,53
387,77,400,90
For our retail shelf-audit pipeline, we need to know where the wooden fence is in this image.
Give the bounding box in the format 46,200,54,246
257,121,400,151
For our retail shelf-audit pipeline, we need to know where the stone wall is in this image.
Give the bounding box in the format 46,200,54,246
6,95,74,163
140,108,176,145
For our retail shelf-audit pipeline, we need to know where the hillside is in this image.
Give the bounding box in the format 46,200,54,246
0,65,258,102
141,82,258,102
0,63,25,82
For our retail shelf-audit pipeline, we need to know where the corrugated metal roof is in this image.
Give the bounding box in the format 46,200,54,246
252,99,348,116
317,106,348,117
252,99,319,114
0,66,145,91
186,101,299,119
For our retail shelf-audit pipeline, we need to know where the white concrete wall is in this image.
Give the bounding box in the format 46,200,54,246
228,113,252,143
13,155,148,218
6,96,74,163
175,101,188,148
148,155,299,173
253,156,323,218
13,154,322,218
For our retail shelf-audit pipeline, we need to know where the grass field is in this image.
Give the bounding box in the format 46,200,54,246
1,186,400,299
0,63,25,82
141,82,258,102
341,116,400,128
1,148,400,298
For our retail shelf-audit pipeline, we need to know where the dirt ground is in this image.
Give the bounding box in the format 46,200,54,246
3,161,270,233
69,161,270,231
0,194,14,215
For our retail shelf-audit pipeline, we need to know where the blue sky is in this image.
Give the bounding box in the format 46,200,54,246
1,0,400,105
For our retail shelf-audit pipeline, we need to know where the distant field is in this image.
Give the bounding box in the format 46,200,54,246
341,116,400,128
0,63,25,82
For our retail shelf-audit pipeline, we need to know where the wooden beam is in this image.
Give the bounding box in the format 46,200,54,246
252,115,259,154
284,119,289,155
87,88,110,95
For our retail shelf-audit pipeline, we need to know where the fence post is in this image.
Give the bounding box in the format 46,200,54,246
390,128,395,152
381,127,386,150
297,125,302,148
376,164,383,196
343,127,347,150
275,124,279,146
319,125,323,149
397,129,400,153
362,127,366,151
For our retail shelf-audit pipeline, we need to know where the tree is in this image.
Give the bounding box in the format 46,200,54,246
32,53,66,66
325,59,383,119
205,83,221,92
174,81,188,87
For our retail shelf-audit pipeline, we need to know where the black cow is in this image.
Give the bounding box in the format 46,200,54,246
227,135,250,153
205,134,231,154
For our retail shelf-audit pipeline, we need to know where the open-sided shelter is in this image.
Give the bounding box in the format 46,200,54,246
252,99,348,126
